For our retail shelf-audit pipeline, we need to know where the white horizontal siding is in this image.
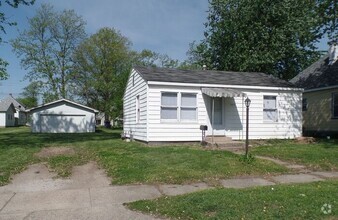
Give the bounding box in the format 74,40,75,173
222,90,302,140
147,85,207,142
30,103,96,133
0,113,5,127
147,86,301,141
123,69,148,141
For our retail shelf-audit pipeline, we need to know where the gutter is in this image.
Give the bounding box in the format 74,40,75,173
147,81,303,92
304,85,338,93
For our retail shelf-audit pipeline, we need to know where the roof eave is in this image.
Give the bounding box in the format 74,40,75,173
147,81,303,91
26,99,99,113
304,85,338,93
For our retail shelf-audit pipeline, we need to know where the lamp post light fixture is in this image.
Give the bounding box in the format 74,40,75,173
245,97,251,158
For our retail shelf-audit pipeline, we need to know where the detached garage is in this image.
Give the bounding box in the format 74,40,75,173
27,99,99,133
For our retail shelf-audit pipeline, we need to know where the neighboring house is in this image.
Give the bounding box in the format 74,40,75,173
96,112,105,126
1,94,27,126
291,44,338,137
96,112,122,127
0,102,16,127
123,66,303,143
26,99,99,133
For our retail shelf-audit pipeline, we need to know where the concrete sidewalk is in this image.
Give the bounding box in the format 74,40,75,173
0,162,337,220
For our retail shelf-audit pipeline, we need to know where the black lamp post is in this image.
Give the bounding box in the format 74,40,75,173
245,97,251,158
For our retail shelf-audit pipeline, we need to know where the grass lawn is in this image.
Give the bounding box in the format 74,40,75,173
0,127,287,186
128,180,338,219
251,139,338,171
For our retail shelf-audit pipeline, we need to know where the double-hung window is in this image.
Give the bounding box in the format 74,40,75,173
181,93,197,121
332,93,338,118
161,92,197,121
161,92,178,120
263,96,278,122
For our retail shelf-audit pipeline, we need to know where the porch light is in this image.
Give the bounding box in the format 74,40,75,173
245,97,251,107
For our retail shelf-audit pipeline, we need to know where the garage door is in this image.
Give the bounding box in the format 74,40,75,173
40,115,86,133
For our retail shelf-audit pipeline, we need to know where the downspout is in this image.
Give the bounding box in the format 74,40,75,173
242,96,244,140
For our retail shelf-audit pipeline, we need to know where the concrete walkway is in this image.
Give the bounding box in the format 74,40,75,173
0,162,338,220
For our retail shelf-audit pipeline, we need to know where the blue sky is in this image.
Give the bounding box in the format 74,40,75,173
0,0,209,99
0,0,329,100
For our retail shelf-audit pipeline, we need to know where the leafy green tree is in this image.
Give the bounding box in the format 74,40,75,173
11,4,86,101
0,0,34,80
134,49,179,68
188,0,322,80
17,81,40,108
316,0,338,41
73,27,131,120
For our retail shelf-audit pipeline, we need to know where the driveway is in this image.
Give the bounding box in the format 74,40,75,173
0,162,162,220
2,159,336,219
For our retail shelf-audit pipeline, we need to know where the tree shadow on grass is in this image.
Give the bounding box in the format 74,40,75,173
0,127,121,149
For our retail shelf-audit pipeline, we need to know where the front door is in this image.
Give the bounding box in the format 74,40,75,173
213,97,223,126
208,97,225,136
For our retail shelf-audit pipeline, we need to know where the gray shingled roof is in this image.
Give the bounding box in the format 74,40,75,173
0,95,26,110
0,99,15,112
290,55,338,90
134,66,295,88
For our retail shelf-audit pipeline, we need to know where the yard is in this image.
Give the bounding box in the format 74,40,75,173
0,127,287,186
128,180,338,219
1,127,337,219
124,138,338,219
251,139,338,171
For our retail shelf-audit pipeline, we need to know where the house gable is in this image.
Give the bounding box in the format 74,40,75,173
27,99,98,114
123,68,148,141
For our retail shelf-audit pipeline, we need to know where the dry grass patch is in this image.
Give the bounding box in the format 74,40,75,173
34,147,76,158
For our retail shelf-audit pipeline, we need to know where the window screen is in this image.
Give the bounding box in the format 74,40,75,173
161,92,178,120
263,96,277,121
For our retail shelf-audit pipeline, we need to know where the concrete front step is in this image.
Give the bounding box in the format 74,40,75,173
205,136,232,142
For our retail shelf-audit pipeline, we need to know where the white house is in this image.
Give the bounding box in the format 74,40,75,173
1,95,27,126
27,99,99,133
96,112,122,127
0,101,16,127
123,66,303,143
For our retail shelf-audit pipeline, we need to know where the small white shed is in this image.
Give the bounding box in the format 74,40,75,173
27,99,99,133
123,66,303,143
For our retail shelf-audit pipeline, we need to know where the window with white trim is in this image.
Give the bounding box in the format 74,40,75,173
161,92,197,121
263,96,278,122
181,93,197,121
136,95,140,123
161,92,178,120
332,93,338,118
